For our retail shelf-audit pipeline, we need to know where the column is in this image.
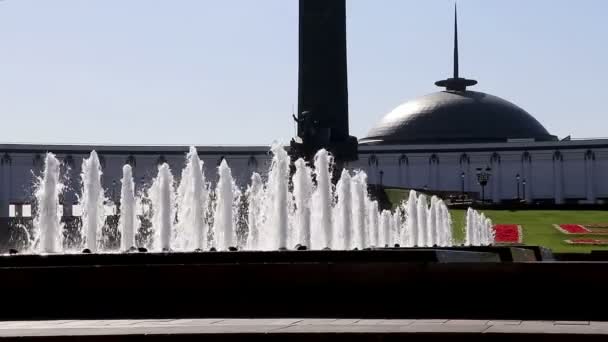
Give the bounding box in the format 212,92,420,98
491,153,501,203
0,154,11,217
553,152,564,205
522,152,533,203
398,155,408,188
585,150,596,203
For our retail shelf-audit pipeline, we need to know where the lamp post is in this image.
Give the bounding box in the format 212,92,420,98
516,173,520,200
522,179,527,202
476,166,492,204
460,172,465,197
379,170,384,186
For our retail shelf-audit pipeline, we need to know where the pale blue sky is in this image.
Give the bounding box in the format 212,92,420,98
0,0,606,145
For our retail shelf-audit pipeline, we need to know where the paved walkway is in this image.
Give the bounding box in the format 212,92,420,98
0,319,606,339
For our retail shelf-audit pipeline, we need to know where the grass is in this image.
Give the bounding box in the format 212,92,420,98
385,188,608,253
450,210,608,253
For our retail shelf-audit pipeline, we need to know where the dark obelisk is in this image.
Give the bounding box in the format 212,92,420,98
290,0,358,164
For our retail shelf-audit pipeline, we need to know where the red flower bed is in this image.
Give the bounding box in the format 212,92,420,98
554,224,608,235
493,224,522,244
565,238,608,245
554,224,590,234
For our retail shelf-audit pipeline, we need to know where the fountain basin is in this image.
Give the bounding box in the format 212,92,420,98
0,247,607,321
0,248,498,267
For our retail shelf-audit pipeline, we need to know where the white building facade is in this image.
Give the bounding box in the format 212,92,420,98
0,138,606,218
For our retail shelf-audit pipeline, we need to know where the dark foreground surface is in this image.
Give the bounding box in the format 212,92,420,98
0,248,607,321
0,319,607,342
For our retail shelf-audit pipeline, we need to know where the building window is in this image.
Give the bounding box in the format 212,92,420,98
8,204,15,218
1,153,11,165
490,152,501,164
247,155,258,168
429,154,439,165
459,153,470,165
368,155,378,167
553,151,563,162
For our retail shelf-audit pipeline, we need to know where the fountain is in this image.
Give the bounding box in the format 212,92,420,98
34,153,64,253
311,149,333,249
334,169,352,250
213,159,235,250
351,171,368,249
293,159,312,249
393,207,408,247
417,194,428,247
119,164,137,251
427,196,438,246
246,172,264,250
479,213,486,246
436,199,445,247
151,163,175,251
465,208,474,246
393,209,402,247
176,147,208,251
405,190,417,247
262,144,290,250
486,217,495,245
80,151,105,253
22,145,507,254
380,210,391,247
368,200,379,247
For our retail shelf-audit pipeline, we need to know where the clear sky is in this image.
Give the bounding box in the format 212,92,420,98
0,0,606,145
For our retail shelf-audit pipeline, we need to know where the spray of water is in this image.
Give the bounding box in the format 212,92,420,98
260,144,290,250
292,158,313,249
368,200,379,247
119,164,137,251
80,151,105,252
406,190,417,247
394,207,404,247
380,210,392,247
246,172,264,250
334,169,352,250
427,196,438,247
151,163,175,251
311,149,333,249
25,147,485,254
351,171,368,249
175,147,208,251
417,194,428,247
34,153,64,253
213,159,236,250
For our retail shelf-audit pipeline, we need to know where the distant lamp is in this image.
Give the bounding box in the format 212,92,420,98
476,166,492,204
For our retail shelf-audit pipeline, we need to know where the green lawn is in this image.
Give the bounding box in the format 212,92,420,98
451,210,608,253
385,188,608,253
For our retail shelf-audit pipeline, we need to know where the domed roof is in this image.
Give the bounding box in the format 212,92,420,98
360,90,557,145
361,5,557,145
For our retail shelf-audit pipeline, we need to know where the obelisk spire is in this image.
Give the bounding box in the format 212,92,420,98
434,3,477,92
453,3,459,79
